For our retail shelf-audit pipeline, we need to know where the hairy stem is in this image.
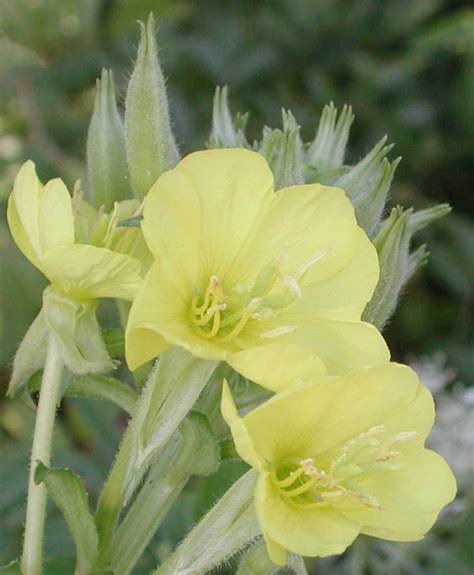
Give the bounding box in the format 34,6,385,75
21,336,64,575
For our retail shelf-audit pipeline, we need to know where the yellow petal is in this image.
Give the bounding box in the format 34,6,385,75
263,533,287,566
344,449,456,541
300,227,380,320
142,148,274,289
42,244,142,301
7,161,74,270
125,261,227,370
242,364,427,465
228,342,327,392
230,183,357,288
286,318,390,376
256,472,360,558
220,380,264,470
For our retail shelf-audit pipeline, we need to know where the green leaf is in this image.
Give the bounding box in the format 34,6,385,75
66,374,137,414
0,560,21,574
180,412,220,476
34,463,99,575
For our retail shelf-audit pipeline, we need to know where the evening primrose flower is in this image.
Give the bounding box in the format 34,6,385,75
126,149,389,389
8,161,142,301
7,161,143,390
221,363,456,564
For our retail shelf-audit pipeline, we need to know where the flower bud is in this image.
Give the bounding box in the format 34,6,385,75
208,86,249,148
363,204,451,329
86,69,130,209
125,13,179,198
307,102,354,174
259,110,305,190
335,137,400,238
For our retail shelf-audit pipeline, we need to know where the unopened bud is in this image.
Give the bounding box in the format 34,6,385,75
307,102,354,174
259,110,304,190
363,204,451,329
125,14,179,198
208,86,249,148
335,137,399,238
86,69,130,209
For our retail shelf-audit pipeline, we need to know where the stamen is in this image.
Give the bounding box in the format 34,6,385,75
104,202,120,248
260,325,297,339
193,303,227,326
271,466,305,489
219,298,262,341
284,274,302,298
294,246,332,279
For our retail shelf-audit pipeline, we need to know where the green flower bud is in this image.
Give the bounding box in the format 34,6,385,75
363,204,451,329
86,69,130,209
208,86,249,148
125,13,179,198
307,102,354,173
335,137,400,238
259,110,305,190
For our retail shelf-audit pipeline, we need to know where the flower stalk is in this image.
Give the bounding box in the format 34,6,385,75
21,335,64,575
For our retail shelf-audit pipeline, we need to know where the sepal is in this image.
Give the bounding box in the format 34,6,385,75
237,540,307,575
8,309,48,399
43,287,115,375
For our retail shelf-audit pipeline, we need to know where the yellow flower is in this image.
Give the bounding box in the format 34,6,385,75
126,149,389,388
221,363,456,564
7,161,142,301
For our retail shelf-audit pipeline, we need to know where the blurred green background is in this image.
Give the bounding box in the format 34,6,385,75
1,1,473,574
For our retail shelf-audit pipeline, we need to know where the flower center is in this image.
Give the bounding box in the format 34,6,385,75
188,248,330,342
271,426,417,511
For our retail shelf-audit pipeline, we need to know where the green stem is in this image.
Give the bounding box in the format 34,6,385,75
21,335,64,575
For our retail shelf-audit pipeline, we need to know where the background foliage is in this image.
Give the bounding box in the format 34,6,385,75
0,1,473,573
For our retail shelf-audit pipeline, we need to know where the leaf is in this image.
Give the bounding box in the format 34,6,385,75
0,560,21,574
34,463,99,575
66,374,137,414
